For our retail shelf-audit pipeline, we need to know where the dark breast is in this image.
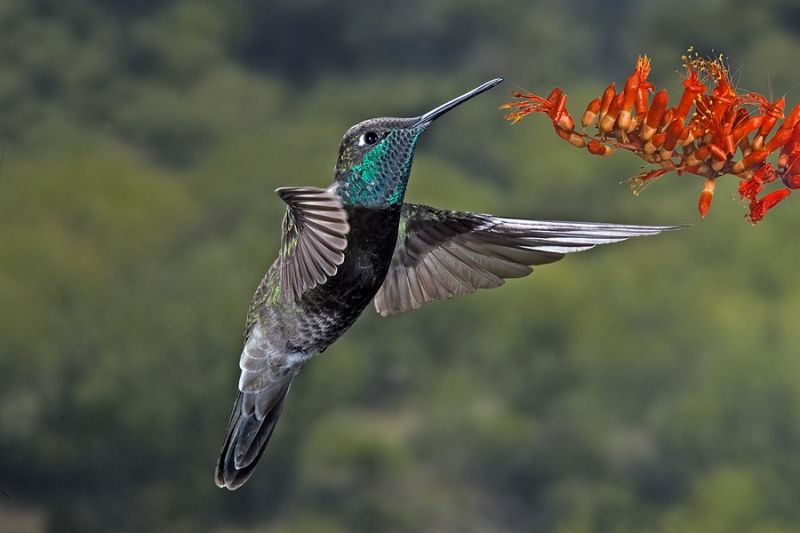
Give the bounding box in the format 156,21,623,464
292,205,402,352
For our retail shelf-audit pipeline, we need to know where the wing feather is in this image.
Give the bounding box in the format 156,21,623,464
374,203,681,316
276,187,350,302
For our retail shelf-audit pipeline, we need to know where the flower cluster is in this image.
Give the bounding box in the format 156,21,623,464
501,52,800,223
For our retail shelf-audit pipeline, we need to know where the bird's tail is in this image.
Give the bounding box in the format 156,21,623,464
214,378,293,490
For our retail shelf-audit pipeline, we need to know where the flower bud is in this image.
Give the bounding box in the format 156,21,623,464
641,90,668,141
617,72,640,131
599,94,624,133
698,178,716,218
582,97,601,128
587,140,612,157
732,150,768,174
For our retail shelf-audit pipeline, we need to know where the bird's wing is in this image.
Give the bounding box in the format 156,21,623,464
276,187,350,303
373,203,679,316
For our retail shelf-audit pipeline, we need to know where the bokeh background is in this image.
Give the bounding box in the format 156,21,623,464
2,1,800,531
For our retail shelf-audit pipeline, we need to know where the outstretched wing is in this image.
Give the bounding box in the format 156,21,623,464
373,203,679,316
277,187,350,302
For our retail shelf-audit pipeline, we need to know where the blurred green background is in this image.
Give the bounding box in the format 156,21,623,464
2,1,800,531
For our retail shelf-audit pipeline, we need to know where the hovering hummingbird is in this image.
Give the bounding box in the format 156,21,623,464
215,78,678,490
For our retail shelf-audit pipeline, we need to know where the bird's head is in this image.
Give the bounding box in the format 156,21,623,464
333,78,503,207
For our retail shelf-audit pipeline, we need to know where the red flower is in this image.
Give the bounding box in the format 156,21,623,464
752,96,785,147
738,164,775,201
748,189,791,223
634,55,654,115
675,59,705,122
501,88,574,130
503,50,800,222
630,167,670,194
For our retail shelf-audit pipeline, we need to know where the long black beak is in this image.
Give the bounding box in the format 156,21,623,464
412,78,503,128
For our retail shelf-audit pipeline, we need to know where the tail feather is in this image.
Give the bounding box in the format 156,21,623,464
214,380,292,490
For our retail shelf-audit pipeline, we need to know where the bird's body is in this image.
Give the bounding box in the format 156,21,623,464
215,79,679,490
246,204,402,356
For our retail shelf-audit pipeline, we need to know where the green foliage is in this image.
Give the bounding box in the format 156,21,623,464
2,1,800,532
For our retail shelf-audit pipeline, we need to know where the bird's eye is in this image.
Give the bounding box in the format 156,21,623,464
361,131,380,146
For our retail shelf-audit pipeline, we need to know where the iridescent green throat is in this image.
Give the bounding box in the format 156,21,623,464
339,130,423,207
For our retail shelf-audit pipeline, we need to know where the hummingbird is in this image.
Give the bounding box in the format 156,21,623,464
214,78,678,490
